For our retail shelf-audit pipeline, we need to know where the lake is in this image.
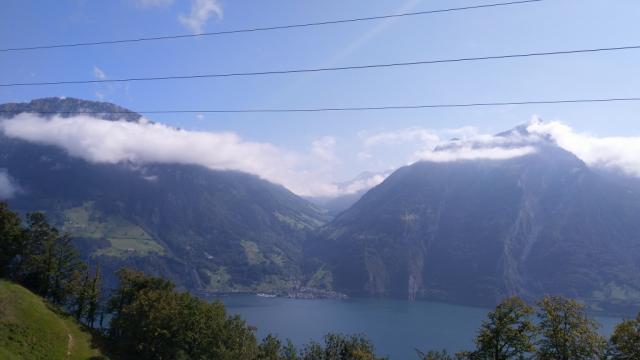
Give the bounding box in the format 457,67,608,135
223,295,622,360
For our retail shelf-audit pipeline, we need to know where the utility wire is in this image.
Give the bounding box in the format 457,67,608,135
3,97,640,114
2,44,639,87
0,0,543,53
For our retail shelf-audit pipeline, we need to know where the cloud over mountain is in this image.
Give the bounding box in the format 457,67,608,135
527,121,640,177
361,120,640,176
0,114,343,197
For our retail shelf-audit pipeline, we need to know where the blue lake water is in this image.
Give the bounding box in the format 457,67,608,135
223,296,622,360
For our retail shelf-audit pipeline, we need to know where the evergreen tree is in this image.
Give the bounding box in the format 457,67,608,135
49,233,85,305
13,212,84,304
607,312,640,359
18,212,59,295
73,269,90,322
536,296,605,360
85,264,101,328
472,297,536,360
0,202,23,277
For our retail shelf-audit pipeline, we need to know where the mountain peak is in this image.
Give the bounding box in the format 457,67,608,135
0,97,142,122
495,117,544,138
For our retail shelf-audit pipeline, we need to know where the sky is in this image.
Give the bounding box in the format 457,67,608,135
1,0,640,196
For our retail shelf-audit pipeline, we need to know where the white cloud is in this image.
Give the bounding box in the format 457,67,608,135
416,146,537,162
363,120,640,174
361,126,537,164
527,121,640,177
340,172,390,195
0,170,19,199
93,66,107,80
363,128,440,148
311,136,337,163
179,0,223,34
0,114,345,197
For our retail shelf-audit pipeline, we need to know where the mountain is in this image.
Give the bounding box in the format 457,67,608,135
0,280,108,359
311,126,640,313
0,98,329,293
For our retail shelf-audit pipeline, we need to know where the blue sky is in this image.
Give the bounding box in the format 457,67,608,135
1,0,640,193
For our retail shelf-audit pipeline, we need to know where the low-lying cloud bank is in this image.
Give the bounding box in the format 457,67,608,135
0,114,346,197
3,114,640,198
416,146,537,162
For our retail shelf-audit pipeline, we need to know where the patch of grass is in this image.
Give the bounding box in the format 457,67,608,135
0,280,109,359
307,267,334,290
240,240,265,265
204,267,232,291
95,237,165,257
63,202,164,258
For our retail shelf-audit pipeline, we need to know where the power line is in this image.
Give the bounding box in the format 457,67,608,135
3,97,640,115
0,0,543,53
2,44,640,87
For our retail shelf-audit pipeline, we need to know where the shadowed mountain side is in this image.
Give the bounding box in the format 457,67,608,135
310,142,640,313
0,98,329,293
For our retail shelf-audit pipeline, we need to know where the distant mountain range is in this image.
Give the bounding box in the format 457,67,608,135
2,97,640,313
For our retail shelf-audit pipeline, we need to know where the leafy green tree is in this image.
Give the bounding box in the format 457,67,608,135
73,268,90,322
108,269,260,359
299,333,387,360
257,334,299,360
607,312,640,359
49,232,86,305
536,296,606,360
107,268,174,318
11,212,85,305
472,296,536,360
17,212,58,294
85,264,101,328
0,202,23,277
417,349,455,360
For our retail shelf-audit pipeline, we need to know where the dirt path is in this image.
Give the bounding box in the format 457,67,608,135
66,333,74,359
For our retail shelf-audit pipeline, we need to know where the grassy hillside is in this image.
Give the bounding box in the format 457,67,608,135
0,280,108,360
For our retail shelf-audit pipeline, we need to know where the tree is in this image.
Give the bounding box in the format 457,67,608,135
416,349,454,360
536,296,606,360
107,268,174,317
12,212,85,305
17,212,58,294
258,335,299,360
73,269,90,322
299,333,387,360
107,269,260,359
608,312,640,359
472,297,536,360
85,264,102,328
0,202,24,277
49,233,86,305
